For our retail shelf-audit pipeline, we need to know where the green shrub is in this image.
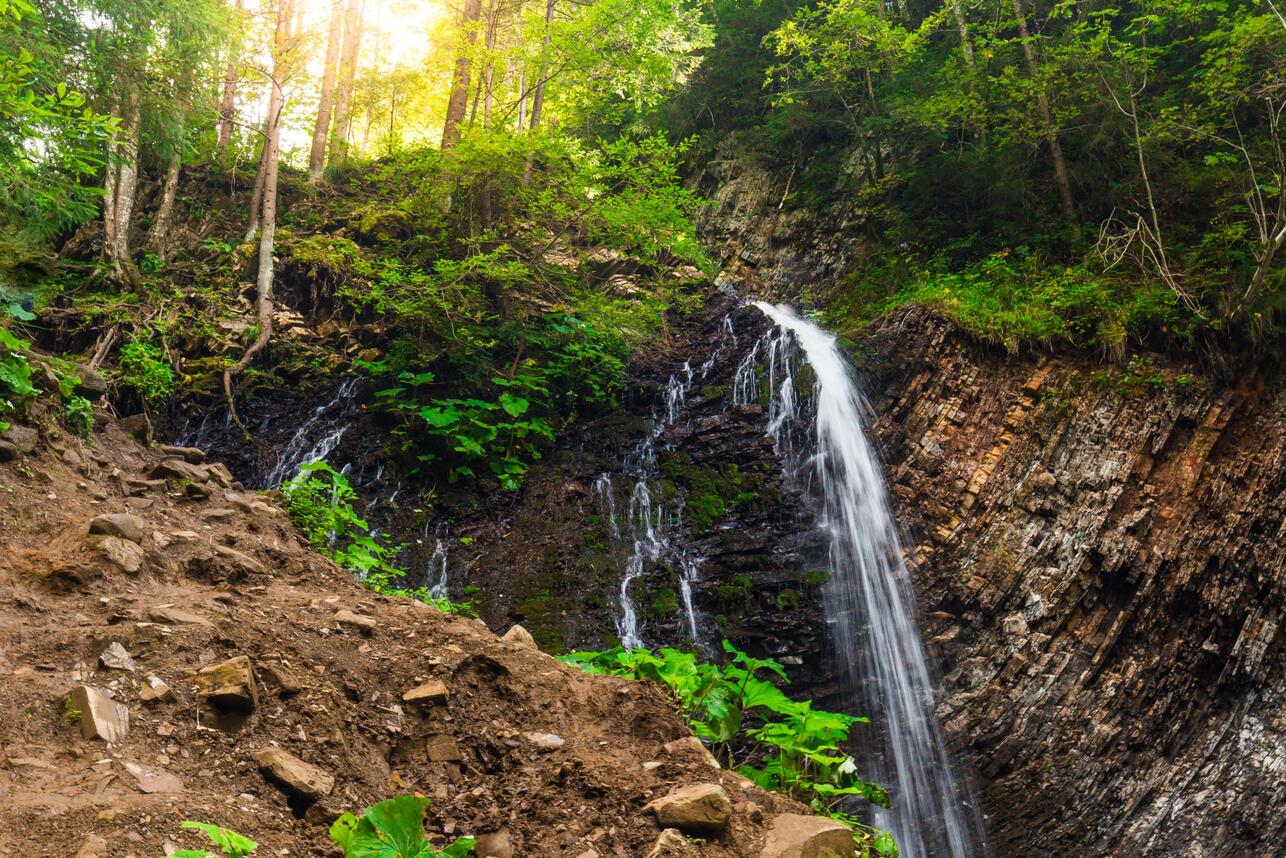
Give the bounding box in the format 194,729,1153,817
118,340,174,406
64,394,93,438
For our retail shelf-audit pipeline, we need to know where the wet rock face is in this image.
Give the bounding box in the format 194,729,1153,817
861,307,1285,857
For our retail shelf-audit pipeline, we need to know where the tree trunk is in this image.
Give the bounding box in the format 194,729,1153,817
147,156,181,261
103,88,142,286
441,0,483,148
328,0,365,166
520,0,556,186
527,0,555,132
481,0,498,127
1013,0,1078,237
243,120,271,242
225,0,290,435
516,67,527,130
216,0,244,155
309,0,345,178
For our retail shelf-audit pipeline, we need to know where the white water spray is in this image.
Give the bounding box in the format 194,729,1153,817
748,301,987,858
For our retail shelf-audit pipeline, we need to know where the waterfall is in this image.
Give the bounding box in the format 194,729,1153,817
745,301,987,858
425,538,449,598
263,375,362,488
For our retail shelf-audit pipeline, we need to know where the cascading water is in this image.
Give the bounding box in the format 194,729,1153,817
263,375,362,487
740,301,988,858
424,537,449,598
595,317,742,651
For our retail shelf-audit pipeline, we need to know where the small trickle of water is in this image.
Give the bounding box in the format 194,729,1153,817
746,302,988,858
264,376,362,487
425,538,449,598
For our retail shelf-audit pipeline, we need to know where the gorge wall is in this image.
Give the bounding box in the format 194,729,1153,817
697,152,1286,856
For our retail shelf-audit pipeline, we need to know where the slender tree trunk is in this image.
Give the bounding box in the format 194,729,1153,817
310,0,345,178
328,0,365,165
244,120,271,242
516,67,527,130
103,87,141,286
527,0,555,132
217,0,244,155
147,156,181,260
226,0,290,435
1013,0,1078,237
520,0,556,186
952,0,975,68
442,0,483,148
481,0,498,127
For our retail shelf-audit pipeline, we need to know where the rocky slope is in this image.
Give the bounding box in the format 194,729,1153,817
0,400,854,858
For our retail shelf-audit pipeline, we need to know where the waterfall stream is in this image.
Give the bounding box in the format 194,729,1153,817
744,302,987,858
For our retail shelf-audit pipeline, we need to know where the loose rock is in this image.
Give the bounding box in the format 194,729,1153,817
99,641,137,672
646,829,699,858
334,609,377,634
89,513,146,544
500,624,537,648
158,444,206,463
139,674,174,703
426,733,463,762
68,685,129,742
402,680,449,705
643,783,732,833
254,747,335,801
91,535,145,573
123,760,183,793
758,813,855,858
189,655,258,712
1,425,38,454
524,731,566,750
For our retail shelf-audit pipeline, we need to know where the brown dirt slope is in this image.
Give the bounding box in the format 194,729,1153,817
0,407,825,858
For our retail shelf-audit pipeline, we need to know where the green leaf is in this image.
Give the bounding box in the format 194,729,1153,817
419,406,461,428
179,821,258,858
497,392,529,417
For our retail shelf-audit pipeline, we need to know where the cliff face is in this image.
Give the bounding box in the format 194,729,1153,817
698,154,1286,855
863,311,1285,856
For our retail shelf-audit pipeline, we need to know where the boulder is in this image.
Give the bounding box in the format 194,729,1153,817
334,609,377,634
643,783,732,833
1,425,38,454
646,829,699,858
188,655,258,712
91,535,145,573
402,680,449,705
119,413,152,444
758,814,855,858
254,747,335,801
69,685,129,742
99,641,137,672
500,624,537,648
0,440,19,462
89,513,146,544
157,444,205,463
474,830,513,858
149,457,208,483
73,364,108,398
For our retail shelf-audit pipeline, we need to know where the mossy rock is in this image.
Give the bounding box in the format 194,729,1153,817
350,206,414,243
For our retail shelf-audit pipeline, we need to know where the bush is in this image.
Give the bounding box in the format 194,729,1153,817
118,340,174,406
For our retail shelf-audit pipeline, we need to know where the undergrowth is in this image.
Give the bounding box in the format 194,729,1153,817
561,642,898,857
281,462,474,616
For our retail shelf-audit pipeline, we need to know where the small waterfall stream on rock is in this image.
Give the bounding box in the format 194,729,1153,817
738,302,987,858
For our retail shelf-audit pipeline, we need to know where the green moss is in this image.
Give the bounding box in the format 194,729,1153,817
714,574,753,611
648,586,679,619
800,569,830,587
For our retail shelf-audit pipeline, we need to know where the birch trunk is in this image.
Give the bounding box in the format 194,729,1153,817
103,89,141,285
327,0,365,166
309,0,344,178
225,0,290,434
147,156,181,261
216,0,244,155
